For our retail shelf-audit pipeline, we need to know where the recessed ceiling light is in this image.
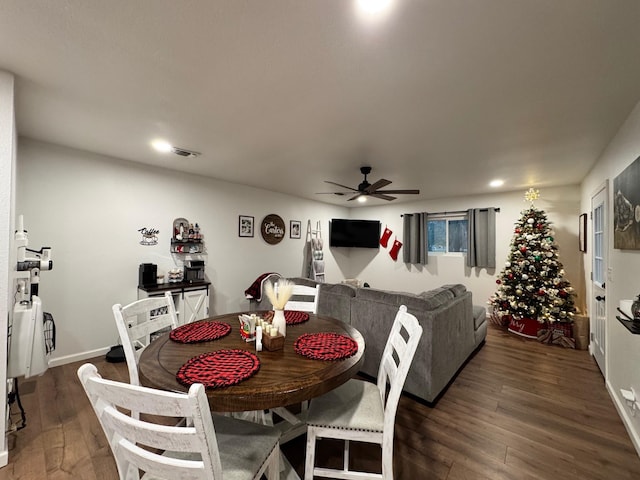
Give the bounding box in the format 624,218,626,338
151,139,172,153
489,179,504,188
356,0,393,16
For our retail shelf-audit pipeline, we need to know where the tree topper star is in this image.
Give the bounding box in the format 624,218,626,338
524,188,540,204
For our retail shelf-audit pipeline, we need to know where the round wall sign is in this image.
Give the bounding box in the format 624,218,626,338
261,214,286,245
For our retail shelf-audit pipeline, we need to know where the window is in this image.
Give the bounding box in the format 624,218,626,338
427,216,468,254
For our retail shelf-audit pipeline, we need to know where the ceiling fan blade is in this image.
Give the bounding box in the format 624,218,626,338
375,189,420,195
365,179,392,193
370,193,396,201
315,192,347,196
347,193,363,201
324,181,359,192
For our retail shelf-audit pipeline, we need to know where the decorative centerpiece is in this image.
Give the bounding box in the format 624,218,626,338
264,279,294,337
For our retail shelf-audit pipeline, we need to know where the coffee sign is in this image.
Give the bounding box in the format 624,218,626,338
261,214,286,245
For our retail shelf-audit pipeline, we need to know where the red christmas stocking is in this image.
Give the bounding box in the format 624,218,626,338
380,226,392,248
389,238,402,261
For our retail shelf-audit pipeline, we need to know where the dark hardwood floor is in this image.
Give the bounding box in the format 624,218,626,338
2,324,640,479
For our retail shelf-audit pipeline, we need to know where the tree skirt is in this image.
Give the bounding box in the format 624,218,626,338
176,349,260,388
294,332,358,361
507,317,540,339
169,321,231,343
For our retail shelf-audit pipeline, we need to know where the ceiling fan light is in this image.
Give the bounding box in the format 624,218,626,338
357,196,367,203
489,179,504,188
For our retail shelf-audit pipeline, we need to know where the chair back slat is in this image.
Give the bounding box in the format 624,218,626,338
115,440,206,480
101,407,203,452
87,375,193,417
285,284,320,313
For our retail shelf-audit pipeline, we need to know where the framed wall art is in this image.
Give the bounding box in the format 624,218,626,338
290,220,301,239
261,214,285,245
579,213,587,252
239,215,254,238
613,155,640,249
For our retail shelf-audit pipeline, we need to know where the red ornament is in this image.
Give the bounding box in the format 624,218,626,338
515,228,521,234
496,279,502,284
537,223,543,230
559,290,568,298
538,289,545,296
520,246,527,253
508,273,514,279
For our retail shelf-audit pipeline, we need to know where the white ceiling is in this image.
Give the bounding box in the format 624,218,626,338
2,0,640,206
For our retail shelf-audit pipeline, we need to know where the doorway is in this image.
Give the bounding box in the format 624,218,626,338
590,182,608,376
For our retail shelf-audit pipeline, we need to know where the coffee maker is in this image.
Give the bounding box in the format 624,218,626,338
139,263,158,288
184,260,205,283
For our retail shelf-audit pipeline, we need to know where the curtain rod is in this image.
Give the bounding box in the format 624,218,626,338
401,208,500,217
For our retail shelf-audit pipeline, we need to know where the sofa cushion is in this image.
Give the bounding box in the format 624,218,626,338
442,284,467,297
472,305,487,330
318,283,357,324
320,283,357,298
355,287,405,306
287,277,319,288
418,289,455,310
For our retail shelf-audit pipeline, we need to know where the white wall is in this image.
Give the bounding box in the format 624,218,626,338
580,99,640,453
0,70,15,467
340,186,583,312
16,139,348,364
16,137,585,366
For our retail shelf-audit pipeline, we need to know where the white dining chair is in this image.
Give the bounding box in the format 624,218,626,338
304,305,423,480
78,363,280,480
112,292,179,386
284,284,320,313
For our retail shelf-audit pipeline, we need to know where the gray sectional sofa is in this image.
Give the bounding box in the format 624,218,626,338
249,276,487,404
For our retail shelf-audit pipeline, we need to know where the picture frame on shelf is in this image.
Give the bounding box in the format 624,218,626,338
239,215,254,238
290,220,301,239
579,213,587,252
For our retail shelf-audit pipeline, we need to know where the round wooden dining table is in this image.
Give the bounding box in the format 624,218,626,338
138,312,365,412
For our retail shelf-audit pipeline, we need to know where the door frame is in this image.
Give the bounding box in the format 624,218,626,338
589,180,608,377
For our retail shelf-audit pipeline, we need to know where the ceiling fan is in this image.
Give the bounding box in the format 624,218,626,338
318,166,420,201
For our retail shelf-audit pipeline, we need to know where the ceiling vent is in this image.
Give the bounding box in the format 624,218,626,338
172,147,200,158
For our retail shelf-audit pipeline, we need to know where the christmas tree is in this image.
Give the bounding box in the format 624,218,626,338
490,189,576,329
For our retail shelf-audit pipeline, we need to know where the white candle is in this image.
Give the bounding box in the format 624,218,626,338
256,326,263,352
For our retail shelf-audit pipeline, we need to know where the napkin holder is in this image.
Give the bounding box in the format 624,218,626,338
263,332,285,351
238,314,256,342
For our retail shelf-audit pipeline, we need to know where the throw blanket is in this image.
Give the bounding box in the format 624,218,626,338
245,273,281,301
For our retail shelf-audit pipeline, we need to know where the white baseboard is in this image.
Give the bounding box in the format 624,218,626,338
0,448,8,468
48,346,111,368
607,379,640,457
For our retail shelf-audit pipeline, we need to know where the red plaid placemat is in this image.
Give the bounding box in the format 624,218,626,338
176,349,260,388
263,310,310,325
170,322,231,343
285,310,310,325
294,332,358,361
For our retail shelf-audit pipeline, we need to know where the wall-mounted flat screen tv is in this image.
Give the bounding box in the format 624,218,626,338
329,219,380,248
